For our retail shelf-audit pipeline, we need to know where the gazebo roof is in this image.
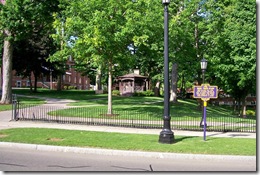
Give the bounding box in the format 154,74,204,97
118,73,148,79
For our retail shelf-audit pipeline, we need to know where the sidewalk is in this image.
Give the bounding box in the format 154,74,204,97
0,99,256,161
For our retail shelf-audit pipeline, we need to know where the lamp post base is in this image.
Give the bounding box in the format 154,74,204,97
159,130,174,144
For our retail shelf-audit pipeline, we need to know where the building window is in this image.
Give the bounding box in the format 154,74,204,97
16,81,21,87
26,81,30,87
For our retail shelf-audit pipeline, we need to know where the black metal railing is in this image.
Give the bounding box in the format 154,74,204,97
13,101,256,133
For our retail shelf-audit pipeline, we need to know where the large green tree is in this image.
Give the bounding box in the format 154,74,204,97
168,0,203,101
51,0,255,119
13,24,57,92
126,0,163,96
52,0,135,115
0,0,59,103
202,0,256,117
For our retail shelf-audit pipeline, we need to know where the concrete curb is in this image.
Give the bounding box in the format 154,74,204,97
0,142,256,161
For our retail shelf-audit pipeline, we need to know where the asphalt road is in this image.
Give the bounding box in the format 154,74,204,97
0,147,256,172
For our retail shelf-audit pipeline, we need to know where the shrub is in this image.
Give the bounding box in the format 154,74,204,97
133,90,154,97
143,90,154,96
85,90,96,94
246,110,255,117
133,91,142,97
67,86,77,90
112,90,120,96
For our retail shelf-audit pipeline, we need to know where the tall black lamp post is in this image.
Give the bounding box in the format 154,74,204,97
199,58,208,128
159,0,174,144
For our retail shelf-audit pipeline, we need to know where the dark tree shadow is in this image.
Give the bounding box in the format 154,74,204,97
173,136,199,143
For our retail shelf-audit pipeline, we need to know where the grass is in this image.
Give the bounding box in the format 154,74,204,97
47,104,255,124
0,128,256,156
0,89,256,156
0,104,12,111
12,88,106,101
7,88,256,125
0,96,46,111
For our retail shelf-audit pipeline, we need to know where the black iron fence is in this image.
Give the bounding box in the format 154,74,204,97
12,101,256,133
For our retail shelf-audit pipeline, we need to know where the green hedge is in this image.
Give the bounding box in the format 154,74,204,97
112,90,120,96
133,90,154,97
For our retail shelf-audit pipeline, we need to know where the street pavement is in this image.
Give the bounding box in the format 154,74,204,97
0,98,257,162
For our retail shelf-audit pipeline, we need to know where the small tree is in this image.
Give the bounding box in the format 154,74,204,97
55,0,134,115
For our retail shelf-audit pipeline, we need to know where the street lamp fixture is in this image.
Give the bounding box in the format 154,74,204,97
200,58,208,74
200,58,207,128
159,0,174,144
162,0,170,5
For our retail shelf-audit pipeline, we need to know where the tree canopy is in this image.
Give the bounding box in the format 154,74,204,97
0,0,60,103
0,0,256,116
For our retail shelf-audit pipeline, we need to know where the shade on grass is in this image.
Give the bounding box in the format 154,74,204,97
0,128,256,156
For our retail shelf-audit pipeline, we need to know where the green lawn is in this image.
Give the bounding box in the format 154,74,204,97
0,89,256,156
0,96,46,111
12,88,106,101
47,104,256,124
0,128,256,156
7,88,256,126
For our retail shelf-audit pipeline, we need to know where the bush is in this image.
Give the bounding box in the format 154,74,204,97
112,90,120,96
85,90,96,94
143,90,154,96
133,90,154,97
133,91,142,97
246,110,255,117
68,86,77,90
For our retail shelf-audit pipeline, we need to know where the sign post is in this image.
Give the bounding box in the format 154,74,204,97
193,84,218,141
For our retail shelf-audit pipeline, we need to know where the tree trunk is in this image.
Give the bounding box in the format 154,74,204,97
0,67,2,91
107,59,113,115
241,97,247,118
28,74,33,92
154,81,161,97
237,98,241,117
180,73,185,99
233,99,238,114
194,18,202,109
1,37,13,104
33,75,38,92
194,17,200,61
170,63,178,103
57,74,62,91
95,68,102,90
33,70,40,92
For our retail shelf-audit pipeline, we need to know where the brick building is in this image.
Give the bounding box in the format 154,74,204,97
12,57,91,90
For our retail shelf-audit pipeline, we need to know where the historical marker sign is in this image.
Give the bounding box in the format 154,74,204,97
193,83,218,141
193,84,218,101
